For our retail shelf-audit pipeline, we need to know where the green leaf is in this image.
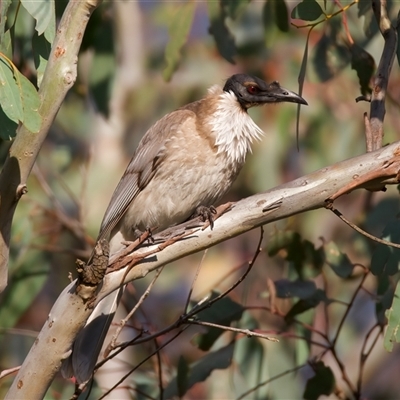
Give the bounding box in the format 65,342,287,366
191,292,244,351
267,231,324,278
303,361,335,400
0,0,12,55
163,344,234,399
0,29,12,59
324,241,354,278
235,327,269,399
33,31,51,87
86,15,115,117
276,0,289,31
285,289,330,321
0,262,48,329
371,220,400,277
359,1,379,39
0,105,18,140
221,0,249,19
274,279,317,299
313,24,350,82
397,22,400,69
163,2,196,81
376,275,393,326
89,53,115,117
291,0,324,21
177,356,189,397
0,57,24,123
20,0,55,41
357,0,371,16
0,56,42,133
384,289,400,351
350,44,374,96
207,1,236,64
384,280,400,352
19,70,42,133
265,0,289,32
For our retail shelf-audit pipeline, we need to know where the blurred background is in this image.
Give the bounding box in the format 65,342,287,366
1,0,400,399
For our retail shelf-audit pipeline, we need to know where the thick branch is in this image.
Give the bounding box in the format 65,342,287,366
0,0,101,293
6,140,400,399
369,0,397,151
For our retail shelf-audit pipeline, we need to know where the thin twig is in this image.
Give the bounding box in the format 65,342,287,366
332,271,369,348
186,227,264,317
236,364,306,400
329,206,400,249
154,335,164,400
369,0,397,150
104,266,165,357
188,319,279,342
357,323,383,396
98,326,190,400
246,305,331,343
184,249,208,314
93,228,265,397
0,366,20,380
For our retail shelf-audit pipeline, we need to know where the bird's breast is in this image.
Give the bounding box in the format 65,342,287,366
119,150,241,242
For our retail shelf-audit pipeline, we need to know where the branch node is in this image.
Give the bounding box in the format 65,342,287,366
75,239,109,303
16,184,28,200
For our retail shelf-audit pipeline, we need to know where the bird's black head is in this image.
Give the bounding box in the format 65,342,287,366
223,74,307,110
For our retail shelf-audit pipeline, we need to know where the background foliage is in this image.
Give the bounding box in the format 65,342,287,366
1,0,400,399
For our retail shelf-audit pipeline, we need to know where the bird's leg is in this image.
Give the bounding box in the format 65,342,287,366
191,205,217,230
144,226,155,243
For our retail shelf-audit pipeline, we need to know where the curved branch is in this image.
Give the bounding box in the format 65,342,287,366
7,139,400,399
0,0,101,292
368,0,398,151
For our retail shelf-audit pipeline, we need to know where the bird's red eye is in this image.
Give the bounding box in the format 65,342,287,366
247,85,259,94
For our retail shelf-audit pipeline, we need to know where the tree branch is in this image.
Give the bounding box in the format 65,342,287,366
6,139,400,399
0,0,101,293
368,0,397,151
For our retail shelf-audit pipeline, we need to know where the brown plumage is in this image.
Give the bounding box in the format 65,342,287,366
62,74,307,383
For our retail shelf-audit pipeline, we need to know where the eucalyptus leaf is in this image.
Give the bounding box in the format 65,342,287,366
19,69,42,133
163,344,234,399
192,292,244,351
384,280,400,352
33,31,51,88
324,242,354,278
163,2,196,81
20,0,55,38
0,0,12,55
371,220,400,277
291,0,324,21
207,1,236,64
0,262,48,329
274,279,317,299
303,361,335,400
0,105,18,140
350,44,374,96
0,56,24,124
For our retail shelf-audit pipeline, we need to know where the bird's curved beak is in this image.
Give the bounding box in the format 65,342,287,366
259,81,308,106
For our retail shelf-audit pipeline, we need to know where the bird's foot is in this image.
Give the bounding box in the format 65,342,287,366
144,226,156,243
192,205,217,230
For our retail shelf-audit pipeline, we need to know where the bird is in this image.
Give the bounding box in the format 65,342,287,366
62,73,307,383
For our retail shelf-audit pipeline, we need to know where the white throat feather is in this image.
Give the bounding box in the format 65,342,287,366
207,85,264,164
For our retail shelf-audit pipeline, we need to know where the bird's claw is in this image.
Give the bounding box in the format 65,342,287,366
193,205,217,230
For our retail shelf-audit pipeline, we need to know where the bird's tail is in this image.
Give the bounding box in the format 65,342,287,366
61,287,123,384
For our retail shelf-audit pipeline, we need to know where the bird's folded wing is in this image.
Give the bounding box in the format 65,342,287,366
97,109,196,242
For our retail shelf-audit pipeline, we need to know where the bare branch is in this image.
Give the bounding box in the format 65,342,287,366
104,266,165,358
188,319,279,342
368,0,398,151
329,206,400,249
6,140,400,399
0,0,101,293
